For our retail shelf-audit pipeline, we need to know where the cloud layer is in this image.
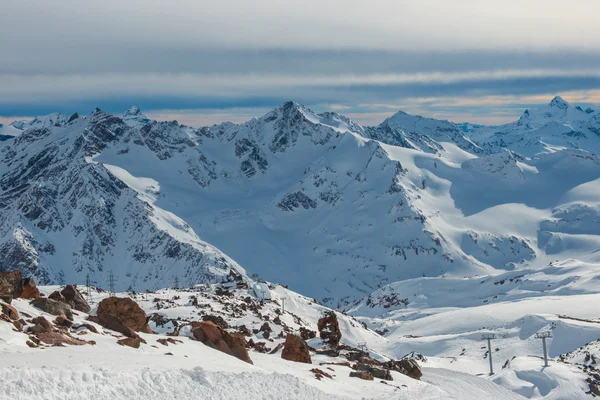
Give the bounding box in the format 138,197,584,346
2,1,600,125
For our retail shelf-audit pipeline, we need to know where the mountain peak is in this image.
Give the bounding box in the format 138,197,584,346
124,106,143,117
549,96,569,109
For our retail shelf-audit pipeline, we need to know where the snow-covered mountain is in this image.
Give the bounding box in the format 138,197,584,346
2,97,600,312
464,96,600,156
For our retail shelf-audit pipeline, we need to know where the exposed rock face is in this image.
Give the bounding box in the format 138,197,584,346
299,327,316,341
281,333,312,364
349,371,373,380
202,314,228,329
48,291,65,302
20,277,40,299
0,301,19,320
117,337,145,349
355,363,393,381
30,298,74,320
30,316,52,334
89,313,138,338
191,321,253,364
96,297,146,332
0,270,23,298
317,311,342,347
61,285,90,313
383,359,422,380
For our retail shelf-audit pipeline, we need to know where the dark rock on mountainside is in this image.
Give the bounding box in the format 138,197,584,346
96,297,147,332
191,321,253,364
318,311,342,347
20,277,40,299
61,285,91,313
30,298,74,320
0,301,19,320
349,370,373,380
0,270,24,298
383,359,422,380
281,333,312,364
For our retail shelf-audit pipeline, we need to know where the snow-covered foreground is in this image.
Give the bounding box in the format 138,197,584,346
1,284,525,400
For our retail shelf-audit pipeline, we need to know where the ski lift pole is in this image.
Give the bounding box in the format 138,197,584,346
482,333,496,375
535,331,552,367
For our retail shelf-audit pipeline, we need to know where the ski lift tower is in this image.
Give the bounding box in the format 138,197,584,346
535,331,552,367
482,333,496,375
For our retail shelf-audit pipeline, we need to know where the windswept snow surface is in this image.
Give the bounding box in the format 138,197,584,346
0,285,523,400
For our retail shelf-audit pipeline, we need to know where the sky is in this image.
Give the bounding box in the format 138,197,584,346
1,0,600,126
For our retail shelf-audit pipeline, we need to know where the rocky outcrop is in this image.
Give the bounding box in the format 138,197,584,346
202,314,228,329
299,326,317,341
317,311,342,347
20,277,40,299
61,285,90,313
89,313,139,338
349,370,373,380
0,300,19,320
191,321,253,364
117,337,145,349
48,291,65,302
354,363,393,381
96,297,146,331
30,298,74,320
0,270,23,298
281,333,312,364
383,359,422,380
30,316,52,334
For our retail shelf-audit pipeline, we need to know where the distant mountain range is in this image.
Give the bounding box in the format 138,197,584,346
2,96,600,308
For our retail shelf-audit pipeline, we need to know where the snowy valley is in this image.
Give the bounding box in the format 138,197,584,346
2,96,600,398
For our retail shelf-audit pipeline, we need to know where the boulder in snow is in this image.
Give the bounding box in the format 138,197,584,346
0,270,23,298
317,311,342,347
30,298,74,320
281,333,312,364
191,321,253,364
61,285,90,313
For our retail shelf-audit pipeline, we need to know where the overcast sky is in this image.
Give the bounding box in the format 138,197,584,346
2,0,600,125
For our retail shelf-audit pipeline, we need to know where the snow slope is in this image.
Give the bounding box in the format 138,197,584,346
0,284,524,400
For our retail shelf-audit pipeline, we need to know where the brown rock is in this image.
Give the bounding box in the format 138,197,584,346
141,322,154,334
30,316,52,334
30,298,74,320
0,301,19,320
281,333,312,364
53,316,74,329
0,270,23,298
349,371,373,380
12,319,24,331
89,313,139,338
61,285,90,313
355,363,393,381
311,368,333,380
36,330,89,346
97,297,146,332
117,337,145,349
20,278,40,299
202,314,229,329
48,291,66,302
317,311,342,347
383,359,422,380
72,323,99,334
299,326,317,341
191,321,253,364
